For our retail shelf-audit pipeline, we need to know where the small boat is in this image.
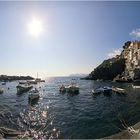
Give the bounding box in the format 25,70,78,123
28,88,40,102
92,88,103,95
112,87,125,94
59,85,66,93
66,84,79,94
132,85,140,89
92,86,112,96
16,84,33,94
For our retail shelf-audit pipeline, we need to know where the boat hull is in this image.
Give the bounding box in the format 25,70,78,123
16,86,33,94
112,87,125,94
66,87,79,94
28,94,40,101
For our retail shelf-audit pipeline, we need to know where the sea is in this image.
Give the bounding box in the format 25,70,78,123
0,77,140,139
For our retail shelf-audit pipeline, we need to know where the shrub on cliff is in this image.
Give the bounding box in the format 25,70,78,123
87,57,125,80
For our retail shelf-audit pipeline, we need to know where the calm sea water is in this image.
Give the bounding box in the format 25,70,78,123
0,77,140,138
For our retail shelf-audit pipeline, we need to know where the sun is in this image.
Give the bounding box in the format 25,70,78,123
27,17,43,38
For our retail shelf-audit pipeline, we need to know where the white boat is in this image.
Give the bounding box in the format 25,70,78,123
112,87,125,94
16,84,33,94
28,88,40,101
92,88,103,95
66,84,79,94
132,85,140,89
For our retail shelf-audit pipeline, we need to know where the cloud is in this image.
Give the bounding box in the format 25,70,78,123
107,48,122,58
130,28,140,38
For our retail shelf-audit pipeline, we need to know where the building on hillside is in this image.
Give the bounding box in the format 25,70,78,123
122,41,140,79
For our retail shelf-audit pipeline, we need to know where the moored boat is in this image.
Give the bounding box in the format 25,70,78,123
112,87,125,94
92,88,103,95
66,84,79,94
28,88,40,102
92,86,112,96
16,84,33,94
132,85,140,89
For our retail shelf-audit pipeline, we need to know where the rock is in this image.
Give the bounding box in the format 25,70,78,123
85,57,126,80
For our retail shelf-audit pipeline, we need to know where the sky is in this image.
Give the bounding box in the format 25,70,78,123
0,1,140,78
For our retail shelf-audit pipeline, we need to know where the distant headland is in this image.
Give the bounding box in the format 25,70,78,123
83,41,140,82
0,75,34,82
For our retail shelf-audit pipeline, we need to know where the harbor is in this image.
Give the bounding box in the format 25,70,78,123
0,77,140,138
1,1,140,139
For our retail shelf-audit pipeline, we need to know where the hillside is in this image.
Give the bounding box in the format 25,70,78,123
85,56,125,80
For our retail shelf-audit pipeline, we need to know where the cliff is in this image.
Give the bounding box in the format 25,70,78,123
85,56,125,80
85,41,140,81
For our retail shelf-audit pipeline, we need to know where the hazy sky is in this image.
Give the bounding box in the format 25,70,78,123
0,1,140,77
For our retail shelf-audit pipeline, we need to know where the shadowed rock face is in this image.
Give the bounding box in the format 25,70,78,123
85,57,126,80
134,68,140,80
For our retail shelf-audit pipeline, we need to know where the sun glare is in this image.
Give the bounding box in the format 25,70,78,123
27,17,43,38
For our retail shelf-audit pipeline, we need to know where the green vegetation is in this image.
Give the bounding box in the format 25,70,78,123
123,41,131,49
85,57,126,80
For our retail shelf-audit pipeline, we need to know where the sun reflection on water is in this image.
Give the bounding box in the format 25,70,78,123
16,102,61,139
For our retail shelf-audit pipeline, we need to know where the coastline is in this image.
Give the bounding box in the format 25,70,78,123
0,75,34,82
